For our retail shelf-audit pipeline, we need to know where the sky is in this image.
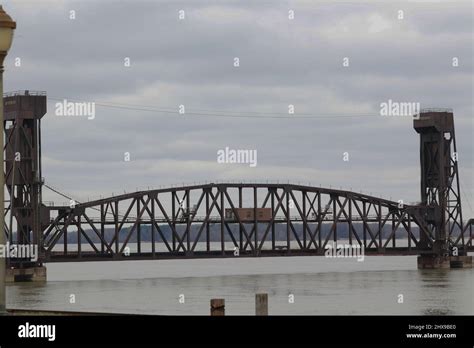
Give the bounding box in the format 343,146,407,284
2,0,474,217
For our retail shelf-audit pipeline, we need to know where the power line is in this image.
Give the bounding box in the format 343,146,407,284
48,96,380,119
459,177,474,215
43,183,75,202
43,183,131,220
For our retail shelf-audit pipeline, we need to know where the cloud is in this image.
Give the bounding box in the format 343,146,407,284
1,0,473,217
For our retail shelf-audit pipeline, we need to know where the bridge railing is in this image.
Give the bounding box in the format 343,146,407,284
3,90,47,97
39,182,442,263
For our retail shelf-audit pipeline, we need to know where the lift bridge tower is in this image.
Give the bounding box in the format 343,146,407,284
3,90,48,281
414,109,466,266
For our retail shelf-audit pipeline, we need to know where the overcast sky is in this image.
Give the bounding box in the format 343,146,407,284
3,0,474,217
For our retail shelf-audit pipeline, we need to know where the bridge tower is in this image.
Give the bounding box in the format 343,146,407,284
3,90,48,281
414,109,464,260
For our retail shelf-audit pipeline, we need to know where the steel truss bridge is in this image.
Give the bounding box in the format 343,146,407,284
3,91,473,265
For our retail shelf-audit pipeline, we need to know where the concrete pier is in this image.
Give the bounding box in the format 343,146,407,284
5,266,47,282
449,255,473,268
417,255,472,269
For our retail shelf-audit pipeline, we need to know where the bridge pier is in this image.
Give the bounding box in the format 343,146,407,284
5,266,47,282
449,255,472,269
417,255,472,269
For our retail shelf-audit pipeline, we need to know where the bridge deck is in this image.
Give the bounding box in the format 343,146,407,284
45,247,434,263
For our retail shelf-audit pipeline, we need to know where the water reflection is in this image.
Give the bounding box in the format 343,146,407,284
6,258,473,315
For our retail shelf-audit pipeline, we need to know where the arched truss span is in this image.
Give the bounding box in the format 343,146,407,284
40,183,471,262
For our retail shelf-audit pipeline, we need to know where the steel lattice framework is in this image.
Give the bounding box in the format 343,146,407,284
3,92,473,264
39,183,472,262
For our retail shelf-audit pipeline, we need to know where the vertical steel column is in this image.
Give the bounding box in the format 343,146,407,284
378,202,382,251
64,215,68,255
151,196,155,256
271,188,275,251
363,201,367,248
114,200,119,256
137,198,141,254
206,189,210,252
254,187,258,255
171,192,176,252
239,187,243,251
286,188,290,252
317,193,322,249
302,191,307,249
332,197,337,244
451,130,464,243
77,215,81,258
348,198,352,245
220,187,225,255
186,189,190,252
470,223,472,247
392,214,396,248
100,204,104,254
408,217,412,251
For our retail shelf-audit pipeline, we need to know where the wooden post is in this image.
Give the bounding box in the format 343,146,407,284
255,293,268,315
210,299,225,316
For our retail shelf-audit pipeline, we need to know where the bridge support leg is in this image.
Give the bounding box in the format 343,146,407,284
417,255,449,269
5,266,47,282
417,255,472,269
449,256,472,269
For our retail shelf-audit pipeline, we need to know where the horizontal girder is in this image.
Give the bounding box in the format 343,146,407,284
37,182,474,263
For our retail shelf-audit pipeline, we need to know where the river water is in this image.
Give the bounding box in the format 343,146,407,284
6,248,473,315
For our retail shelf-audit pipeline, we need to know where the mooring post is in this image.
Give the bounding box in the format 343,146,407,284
210,299,225,316
255,293,268,316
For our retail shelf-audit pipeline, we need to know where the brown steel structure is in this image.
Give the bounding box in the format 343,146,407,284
3,91,48,266
3,91,473,264
414,110,464,255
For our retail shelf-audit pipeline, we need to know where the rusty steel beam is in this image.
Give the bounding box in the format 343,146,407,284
38,182,471,262
3,94,472,265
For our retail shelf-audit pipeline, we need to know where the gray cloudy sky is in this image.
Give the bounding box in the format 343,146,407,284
3,0,474,216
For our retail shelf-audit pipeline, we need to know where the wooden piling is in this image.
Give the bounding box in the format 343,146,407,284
210,298,225,316
255,293,268,315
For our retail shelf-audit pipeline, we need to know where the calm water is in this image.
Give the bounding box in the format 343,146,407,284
6,251,473,315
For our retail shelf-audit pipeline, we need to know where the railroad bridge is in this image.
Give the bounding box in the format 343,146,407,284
3,91,473,281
